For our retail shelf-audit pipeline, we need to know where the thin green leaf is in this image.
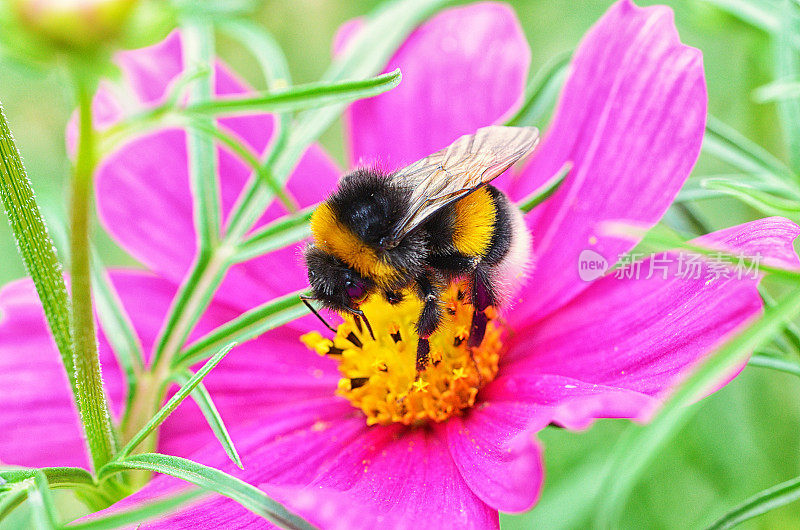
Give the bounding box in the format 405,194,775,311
518,162,571,213
594,284,800,526
66,489,207,530
176,290,307,367
184,117,298,212
703,115,798,189
749,353,800,377
753,78,800,102
701,178,800,218
219,20,291,88
0,100,75,396
27,471,59,530
1,467,95,489
119,343,237,459
506,49,571,127
91,246,145,427
185,70,402,117
183,21,222,251
225,0,452,240
698,0,800,50
0,488,28,521
705,475,800,530
774,0,800,172
759,287,800,355
172,370,242,469
234,206,314,263
99,454,313,529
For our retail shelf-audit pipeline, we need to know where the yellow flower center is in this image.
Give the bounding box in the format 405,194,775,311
301,283,502,426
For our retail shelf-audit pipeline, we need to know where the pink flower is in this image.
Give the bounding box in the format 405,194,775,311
2,1,799,528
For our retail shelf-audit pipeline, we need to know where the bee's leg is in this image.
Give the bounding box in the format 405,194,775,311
469,266,497,347
414,274,443,371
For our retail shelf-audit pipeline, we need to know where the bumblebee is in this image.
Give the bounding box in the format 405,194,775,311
302,125,538,370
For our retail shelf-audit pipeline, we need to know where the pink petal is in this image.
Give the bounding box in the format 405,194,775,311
444,400,546,513
501,217,800,427
512,0,707,321
115,30,184,106
0,279,91,468
103,401,497,529
344,3,529,169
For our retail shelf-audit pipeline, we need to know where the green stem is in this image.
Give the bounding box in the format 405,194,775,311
70,73,117,473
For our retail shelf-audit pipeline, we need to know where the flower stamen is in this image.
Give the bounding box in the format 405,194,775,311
301,283,502,426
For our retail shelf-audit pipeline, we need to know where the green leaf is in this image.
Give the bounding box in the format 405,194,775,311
182,21,222,251
176,290,307,367
0,100,75,400
701,178,800,219
0,488,28,521
699,0,800,50
172,370,242,469
27,471,59,530
219,20,291,88
506,49,571,127
224,0,452,240
66,489,207,530
594,283,800,526
119,343,237,459
99,454,314,529
184,70,402,117
234,206,314,263
1,467,95,489
774,0,800,172
753,78,800,102
748,353,800,377
759,287,800,355
703,115,798,190
705,475,800,529
518,162,570,213
91,246,145,427
184,118,298,212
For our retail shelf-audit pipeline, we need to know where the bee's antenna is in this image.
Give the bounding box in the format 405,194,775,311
345,306,376,341
300,294,337,334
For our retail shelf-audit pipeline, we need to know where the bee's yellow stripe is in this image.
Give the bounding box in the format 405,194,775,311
452,187,496,256
310,203,398,285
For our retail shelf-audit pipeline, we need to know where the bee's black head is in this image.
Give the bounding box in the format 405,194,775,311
303,245,375,312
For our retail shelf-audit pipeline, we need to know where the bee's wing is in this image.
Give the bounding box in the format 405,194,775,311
384,125,539,248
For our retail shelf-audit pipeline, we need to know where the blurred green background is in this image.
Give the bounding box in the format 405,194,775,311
1,0,799,527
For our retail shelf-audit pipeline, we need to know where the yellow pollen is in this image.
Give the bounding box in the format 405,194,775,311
301,283,502,426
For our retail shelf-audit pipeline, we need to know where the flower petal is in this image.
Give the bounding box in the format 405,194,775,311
444,400,546,513
115,30,184,106
0,279,92,468
101,400,497,529
503,217,800,427
512,0,707,321
344,2,529,169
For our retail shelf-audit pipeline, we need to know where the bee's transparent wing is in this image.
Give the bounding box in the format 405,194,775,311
383,125,539,248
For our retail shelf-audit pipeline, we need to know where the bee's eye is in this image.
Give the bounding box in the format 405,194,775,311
345,279,366,301
308,270,316,280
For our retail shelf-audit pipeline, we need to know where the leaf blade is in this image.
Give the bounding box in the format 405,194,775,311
99,454,314,529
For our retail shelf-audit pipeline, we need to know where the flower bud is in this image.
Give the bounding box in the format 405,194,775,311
11,0,138,49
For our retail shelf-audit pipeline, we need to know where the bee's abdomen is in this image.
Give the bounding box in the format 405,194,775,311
451,186,497,257
481,186,514,266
